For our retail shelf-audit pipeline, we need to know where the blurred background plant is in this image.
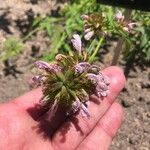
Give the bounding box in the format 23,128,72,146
0,0,149,69
124,11,150,61
0,38,24,61
32,1,149,64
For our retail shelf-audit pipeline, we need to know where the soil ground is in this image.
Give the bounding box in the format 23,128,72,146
0,1,150,149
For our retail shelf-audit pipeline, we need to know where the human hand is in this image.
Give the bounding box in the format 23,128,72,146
0,66,125,150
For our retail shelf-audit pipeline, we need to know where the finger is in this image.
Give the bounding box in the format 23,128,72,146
52,66,125,150
77,102,123,150
11,88,43,119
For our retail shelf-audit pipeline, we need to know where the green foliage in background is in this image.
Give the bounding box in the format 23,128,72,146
1,0,149,64
32,0,105,61
124,11,150,61
32,0,148,62
1,38,24,61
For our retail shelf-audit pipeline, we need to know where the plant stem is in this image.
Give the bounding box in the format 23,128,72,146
22,28,40,42
89,36,104,63
111,38,123,65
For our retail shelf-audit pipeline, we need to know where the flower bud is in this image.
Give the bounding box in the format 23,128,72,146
31,75,43,86
84,31,94,40
74,64,83,74
81,14,89,20
128,22,138,30
71,34,82,53
86,73,98,84
115,11,124,22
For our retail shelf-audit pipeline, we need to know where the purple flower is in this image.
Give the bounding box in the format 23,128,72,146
86,73,98,84
103,75,110,86
74,64,83,74
34,61,60,73
71,34,82,53
78,62,91,68
71,98,81,113
67,97,90,118
90,65,100,72
97,72,110,84
31,75,44,86
94,72,110,98
97,82,108,91
84,31,94,40
66,97,81,116
74,62,91,74
34,61,50,69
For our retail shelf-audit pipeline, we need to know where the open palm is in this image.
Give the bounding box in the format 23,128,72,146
0,67,125,150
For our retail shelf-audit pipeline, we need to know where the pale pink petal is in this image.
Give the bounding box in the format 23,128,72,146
128,22,138,29
97,82,108,91
115,11,124,21
84,31,94,40
100,91,107,97
84,28,92,33
71,34,82,53
81,14,89,20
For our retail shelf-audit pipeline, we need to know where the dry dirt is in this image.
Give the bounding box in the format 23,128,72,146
0,1,150,150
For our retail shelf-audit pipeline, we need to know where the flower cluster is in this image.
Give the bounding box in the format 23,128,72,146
81,13,105,40
32,34,110,119
115,11,138,32
81,11,138,41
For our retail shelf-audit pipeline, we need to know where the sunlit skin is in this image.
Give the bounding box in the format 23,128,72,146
0,66,125,150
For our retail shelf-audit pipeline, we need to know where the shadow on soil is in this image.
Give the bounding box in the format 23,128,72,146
0,11,12,34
